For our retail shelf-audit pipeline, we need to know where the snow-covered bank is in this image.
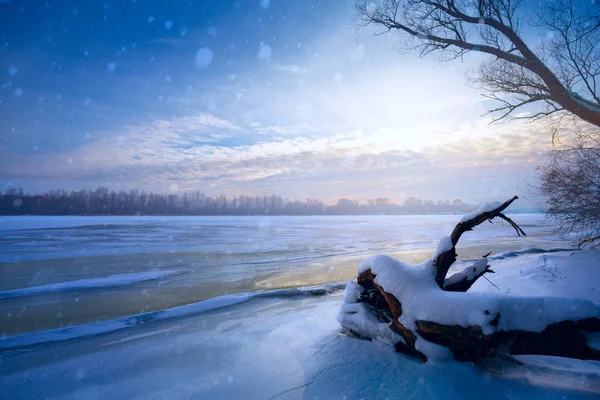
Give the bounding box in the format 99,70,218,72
1,248,599,399
468,249,600,300
0,283,345,350
0,270,182,300
1,290,599,399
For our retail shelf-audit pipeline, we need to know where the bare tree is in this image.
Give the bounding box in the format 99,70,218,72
356,0,600,126
539,121,600,247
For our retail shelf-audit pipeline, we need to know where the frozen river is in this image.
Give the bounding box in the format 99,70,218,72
0,214,560,336
0,214,553,264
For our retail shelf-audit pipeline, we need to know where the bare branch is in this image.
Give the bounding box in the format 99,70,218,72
497,213,527,236
356,0,600,127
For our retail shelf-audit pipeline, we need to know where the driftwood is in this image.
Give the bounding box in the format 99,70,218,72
342,196,600,362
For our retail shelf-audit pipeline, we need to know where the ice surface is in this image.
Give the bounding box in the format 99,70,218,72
0,214,550,263
0,283,345,350
0,270,180,299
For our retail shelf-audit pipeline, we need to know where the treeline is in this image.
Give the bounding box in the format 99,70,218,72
0,187,476,216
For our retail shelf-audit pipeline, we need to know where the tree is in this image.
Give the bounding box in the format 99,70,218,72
538,121,600,247
356,0,600,245
356,0,600,124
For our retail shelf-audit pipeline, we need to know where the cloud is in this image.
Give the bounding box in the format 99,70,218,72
0,113,241,178
0,113,553,204
247,122,318,136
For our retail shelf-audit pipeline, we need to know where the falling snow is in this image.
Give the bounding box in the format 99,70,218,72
258,43,272,60
194,47,214,68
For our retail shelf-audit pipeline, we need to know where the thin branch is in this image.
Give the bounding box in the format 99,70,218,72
497,212,527,236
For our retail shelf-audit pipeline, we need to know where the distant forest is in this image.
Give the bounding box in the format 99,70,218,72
0,186,481,216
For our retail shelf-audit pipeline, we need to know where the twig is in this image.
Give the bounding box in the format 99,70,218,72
483,275,501,290
497,213,527,237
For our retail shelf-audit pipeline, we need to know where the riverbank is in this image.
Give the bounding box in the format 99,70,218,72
1,248,599,399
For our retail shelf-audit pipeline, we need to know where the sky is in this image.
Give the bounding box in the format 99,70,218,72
0,0,559,205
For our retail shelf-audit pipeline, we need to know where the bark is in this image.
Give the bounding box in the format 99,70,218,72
415,318,600,361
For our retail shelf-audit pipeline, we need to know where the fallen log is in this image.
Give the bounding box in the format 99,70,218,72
338,196,600,362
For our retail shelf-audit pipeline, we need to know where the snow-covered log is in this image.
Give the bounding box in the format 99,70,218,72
338,196,600,362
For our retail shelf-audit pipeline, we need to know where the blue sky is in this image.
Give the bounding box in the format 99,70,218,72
0,0,556,204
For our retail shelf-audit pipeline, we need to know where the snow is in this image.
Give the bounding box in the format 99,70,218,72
468,250,600,300
415,335,454,360
337,281,404,346
569,91,600,112
342,252,600,359
257,43,272,60
460,201,503,222
487,247,574,260
0,270,181,299
341,279,362,304
2,282,599,399
443,257,489,288
434,235,453,259
194,47,213,68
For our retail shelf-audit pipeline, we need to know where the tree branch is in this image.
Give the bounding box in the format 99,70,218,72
356,0,600,127
433,195,522,288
